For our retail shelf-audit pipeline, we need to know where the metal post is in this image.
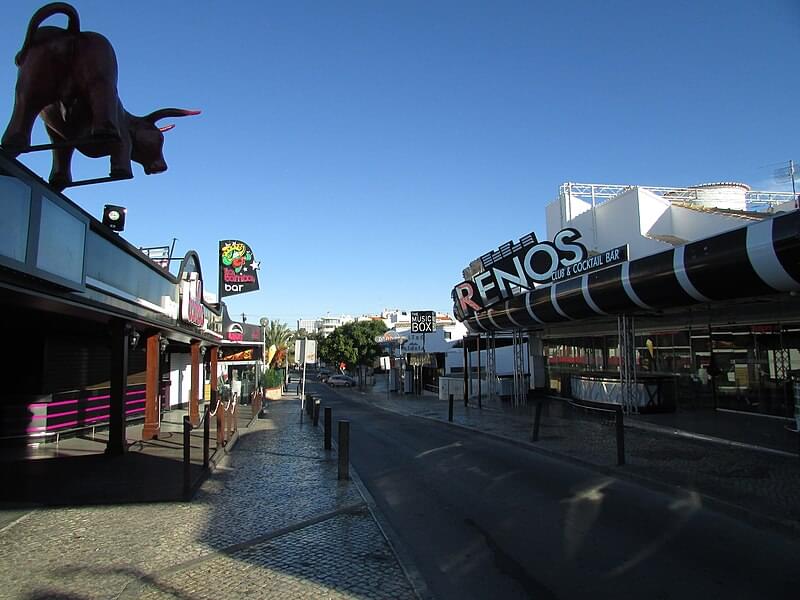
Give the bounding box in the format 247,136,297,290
301,339,307,418
324,407,332,450
183,415,191,498
203,407,210,469
448,394,454,422
477,335,482,409
313,399,320,427
338,420,350,480
106,320,129,456
532,399,543,442
463,340,468,407
615,407,625,466
512,330,519,407
467,336,473,402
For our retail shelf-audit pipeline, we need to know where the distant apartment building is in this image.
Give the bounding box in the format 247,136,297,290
296,318,319,334
317,314,354,337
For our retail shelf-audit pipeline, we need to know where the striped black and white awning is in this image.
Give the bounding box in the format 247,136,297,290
461,210,800,333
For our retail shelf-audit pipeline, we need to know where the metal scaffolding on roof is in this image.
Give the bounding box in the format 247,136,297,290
558,182,796,217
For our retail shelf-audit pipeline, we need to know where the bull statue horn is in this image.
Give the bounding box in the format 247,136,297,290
143,108,201,123
159,124,176,133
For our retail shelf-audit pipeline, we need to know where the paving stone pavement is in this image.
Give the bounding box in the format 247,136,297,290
0,399,416,600
342,385,800,533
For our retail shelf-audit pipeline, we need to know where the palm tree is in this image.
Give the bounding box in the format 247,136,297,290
263,320,292,367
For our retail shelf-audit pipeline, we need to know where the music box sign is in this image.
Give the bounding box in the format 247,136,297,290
452,228,627,317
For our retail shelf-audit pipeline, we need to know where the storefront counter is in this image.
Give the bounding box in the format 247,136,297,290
570,372,676,413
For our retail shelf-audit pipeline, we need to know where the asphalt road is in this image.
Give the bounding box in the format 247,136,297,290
307,382,800,600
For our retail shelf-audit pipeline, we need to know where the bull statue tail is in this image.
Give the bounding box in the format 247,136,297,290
15,2,81,66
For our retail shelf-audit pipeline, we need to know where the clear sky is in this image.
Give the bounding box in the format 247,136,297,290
2,1,799,327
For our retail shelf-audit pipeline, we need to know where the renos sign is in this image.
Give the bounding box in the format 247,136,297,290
452,228,625,317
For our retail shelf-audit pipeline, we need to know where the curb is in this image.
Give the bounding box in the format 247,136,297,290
312,392,430,600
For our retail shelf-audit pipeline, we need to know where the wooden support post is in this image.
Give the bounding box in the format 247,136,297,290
142,333,161,440
210,344,218,415
189,341,201,426
106,320,129,456
216,399,225,448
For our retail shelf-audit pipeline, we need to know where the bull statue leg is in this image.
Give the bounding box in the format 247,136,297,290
108,132,133,181
86,78,121,142
45,125,74,191
1,52,61,154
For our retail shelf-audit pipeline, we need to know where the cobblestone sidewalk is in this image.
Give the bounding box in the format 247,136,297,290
344,386,800,534
0,399,416,600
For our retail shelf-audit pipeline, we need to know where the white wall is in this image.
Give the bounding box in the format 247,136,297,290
546,199,564,237
169,352,192,408
592,189,669,258
668,205,750,241
548,185,771,262
637,188,671,239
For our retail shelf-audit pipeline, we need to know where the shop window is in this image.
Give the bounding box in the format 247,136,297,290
37,196,86,284
0,174,31,263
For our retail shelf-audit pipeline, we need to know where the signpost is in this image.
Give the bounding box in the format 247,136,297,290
295,338,317,418
410,312,436,394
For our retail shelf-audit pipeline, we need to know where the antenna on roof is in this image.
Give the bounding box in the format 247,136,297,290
773,160,798,208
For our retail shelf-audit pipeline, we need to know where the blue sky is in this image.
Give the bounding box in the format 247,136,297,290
2,1,798,327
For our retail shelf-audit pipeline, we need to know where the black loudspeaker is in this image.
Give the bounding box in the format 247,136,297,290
103,204,126,231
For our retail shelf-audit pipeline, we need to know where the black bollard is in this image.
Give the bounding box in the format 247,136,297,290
324,407,332,450
532,400,543,442
338,420,350,480
615,408,625,466
203,408,210,469
313,399,320,427
448,394,454,422
183,415,191,499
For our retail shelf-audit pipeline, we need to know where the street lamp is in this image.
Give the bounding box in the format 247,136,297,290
259,317,269,378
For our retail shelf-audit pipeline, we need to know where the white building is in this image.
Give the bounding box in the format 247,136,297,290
545,182,794,260
317,314,354,337
296,318,319,334
454,180,800,414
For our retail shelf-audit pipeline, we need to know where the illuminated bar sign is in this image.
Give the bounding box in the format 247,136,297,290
181,276,205,327
219,240,260,298
452,228,627,317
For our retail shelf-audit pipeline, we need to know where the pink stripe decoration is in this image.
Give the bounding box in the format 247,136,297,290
31,388,146,409
27,405,150,432
30,399,78,409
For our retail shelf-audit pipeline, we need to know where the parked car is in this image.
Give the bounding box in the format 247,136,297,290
327,375,356,387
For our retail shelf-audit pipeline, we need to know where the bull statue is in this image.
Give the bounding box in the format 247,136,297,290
1,2,199,190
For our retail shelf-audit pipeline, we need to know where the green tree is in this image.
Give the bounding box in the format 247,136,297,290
264,320,292,349
263,320,292,367
319,320,387,370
